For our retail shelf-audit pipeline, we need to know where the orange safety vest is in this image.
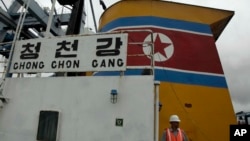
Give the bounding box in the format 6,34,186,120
165,128,183,141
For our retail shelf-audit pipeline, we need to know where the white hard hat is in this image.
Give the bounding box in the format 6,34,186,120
169,115,181,122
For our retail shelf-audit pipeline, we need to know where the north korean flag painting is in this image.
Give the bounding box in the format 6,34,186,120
98,16,227,88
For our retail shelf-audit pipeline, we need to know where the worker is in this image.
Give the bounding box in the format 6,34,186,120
161,115,188,141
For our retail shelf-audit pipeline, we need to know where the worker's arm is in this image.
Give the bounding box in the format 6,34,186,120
161,130,167,141
182,130,189,141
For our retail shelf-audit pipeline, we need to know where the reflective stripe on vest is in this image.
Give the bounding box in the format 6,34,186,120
166,128,183,141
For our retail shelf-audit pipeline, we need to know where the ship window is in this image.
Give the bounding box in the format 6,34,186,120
37,111,59,141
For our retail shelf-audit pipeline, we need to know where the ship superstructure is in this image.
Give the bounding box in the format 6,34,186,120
0,0,237,141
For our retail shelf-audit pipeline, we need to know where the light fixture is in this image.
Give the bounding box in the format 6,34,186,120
110,89,118,104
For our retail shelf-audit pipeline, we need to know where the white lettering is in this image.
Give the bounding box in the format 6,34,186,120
234,129,241,136
241,129,247,136
234,129,247,136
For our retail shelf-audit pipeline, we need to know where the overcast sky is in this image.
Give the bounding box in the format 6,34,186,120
1,0,249,112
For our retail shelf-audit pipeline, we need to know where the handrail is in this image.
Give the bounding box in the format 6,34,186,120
120,29,155,76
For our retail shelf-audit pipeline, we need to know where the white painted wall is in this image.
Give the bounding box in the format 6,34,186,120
0,76,154,141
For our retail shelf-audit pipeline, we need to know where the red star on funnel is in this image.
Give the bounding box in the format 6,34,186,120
154,34,171,58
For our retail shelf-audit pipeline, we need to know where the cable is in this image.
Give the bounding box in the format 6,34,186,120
99,0,106,10
0,0,8,11
89,0,97,32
